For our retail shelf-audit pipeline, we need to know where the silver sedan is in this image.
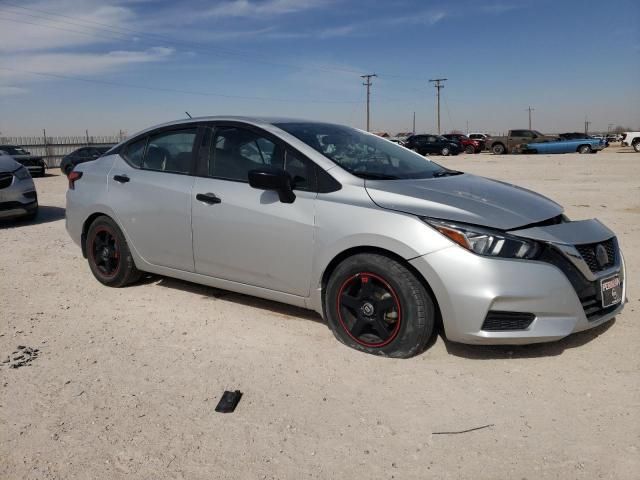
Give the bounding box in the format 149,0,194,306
65,117,626,358
0,153,38,221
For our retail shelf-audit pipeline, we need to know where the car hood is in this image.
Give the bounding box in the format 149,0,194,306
365,173,563,230
0,155,20,172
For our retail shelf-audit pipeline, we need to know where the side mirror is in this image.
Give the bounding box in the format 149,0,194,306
248,168,295,203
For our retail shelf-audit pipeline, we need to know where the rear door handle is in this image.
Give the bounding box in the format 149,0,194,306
196,192,222,205
113,174,130,183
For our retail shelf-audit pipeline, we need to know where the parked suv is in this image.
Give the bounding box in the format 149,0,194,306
66,117,626,358
0,145,46,177
0,152,38,220
403,134,461,156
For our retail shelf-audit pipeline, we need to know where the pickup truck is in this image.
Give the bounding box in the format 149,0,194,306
486,129,558,154
621,131,640,152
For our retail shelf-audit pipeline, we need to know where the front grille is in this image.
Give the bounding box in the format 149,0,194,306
0,172,13,189
18,158,42,167
538,245,622,322
481,311,535,331
575,239,616,273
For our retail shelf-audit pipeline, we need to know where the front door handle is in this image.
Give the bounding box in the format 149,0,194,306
113,174,130,183
196,192,222,205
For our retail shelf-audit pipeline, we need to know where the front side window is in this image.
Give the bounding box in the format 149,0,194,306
143,129,197,174
209,127,279,181
276,122,447,180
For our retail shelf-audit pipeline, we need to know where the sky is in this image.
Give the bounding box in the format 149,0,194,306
0,0,638,136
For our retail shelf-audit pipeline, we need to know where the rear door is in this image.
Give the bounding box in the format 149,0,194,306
191,123,316,296
108,127,201,271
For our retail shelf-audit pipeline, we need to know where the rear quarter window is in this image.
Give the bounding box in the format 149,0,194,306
123,137,147,168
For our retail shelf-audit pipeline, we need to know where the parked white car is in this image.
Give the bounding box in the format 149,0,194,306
621,132,640,152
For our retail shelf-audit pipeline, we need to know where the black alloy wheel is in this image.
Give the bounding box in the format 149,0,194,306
86,216,141,287
337,272,402,348
325,253,435,358
91,226,121,279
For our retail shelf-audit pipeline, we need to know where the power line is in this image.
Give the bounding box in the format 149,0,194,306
429,78,447,134
361,74,377,132
0,66,363,104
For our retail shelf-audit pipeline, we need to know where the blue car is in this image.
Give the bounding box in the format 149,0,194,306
522,137,606,154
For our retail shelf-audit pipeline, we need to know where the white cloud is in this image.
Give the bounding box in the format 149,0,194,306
0,3,136,52
203,0,328,18
0,47,174,94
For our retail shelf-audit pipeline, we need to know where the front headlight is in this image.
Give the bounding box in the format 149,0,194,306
423,219,541,259
14,166,31,180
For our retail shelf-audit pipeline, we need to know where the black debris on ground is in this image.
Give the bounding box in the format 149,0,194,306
2,345,40,369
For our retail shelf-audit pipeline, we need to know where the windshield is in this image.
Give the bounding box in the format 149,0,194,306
275,122,448,180
533,131,545,137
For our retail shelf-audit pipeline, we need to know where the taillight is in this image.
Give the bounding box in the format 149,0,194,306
68,171,83,189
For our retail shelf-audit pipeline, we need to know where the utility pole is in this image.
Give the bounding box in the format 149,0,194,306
466,120,469,135
360,74,377,132
526,106,535,129
412,112,416,134
584,116,591,136
429,78,447,134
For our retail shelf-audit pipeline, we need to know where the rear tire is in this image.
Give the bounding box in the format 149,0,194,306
492,143,506,155
633,142,640,153
441,147,450,156
86,216,141,287
325,253,435,358
578,145,592,154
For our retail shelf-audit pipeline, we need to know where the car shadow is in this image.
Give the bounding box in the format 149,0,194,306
151,275,326,324
0,205,65,228
441,318,616,359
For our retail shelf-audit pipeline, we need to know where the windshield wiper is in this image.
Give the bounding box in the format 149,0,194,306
357,172,400,180
432,170,464,178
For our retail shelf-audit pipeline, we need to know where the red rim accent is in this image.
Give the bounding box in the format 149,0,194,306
336,272,402,348
90,226,121,279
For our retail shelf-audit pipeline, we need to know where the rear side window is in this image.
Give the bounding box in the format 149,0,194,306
123,137,147,167
143,129,197,174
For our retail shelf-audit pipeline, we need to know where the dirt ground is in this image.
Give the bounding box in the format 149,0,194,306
1,148,638,479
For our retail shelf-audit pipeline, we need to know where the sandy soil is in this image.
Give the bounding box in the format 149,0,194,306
1,148,638,479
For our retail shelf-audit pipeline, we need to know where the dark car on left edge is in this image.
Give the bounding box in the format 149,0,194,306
403,134,461,156
0,145,46,177
60,146,114,176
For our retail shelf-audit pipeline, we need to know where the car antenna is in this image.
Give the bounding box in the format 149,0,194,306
185,111,192,119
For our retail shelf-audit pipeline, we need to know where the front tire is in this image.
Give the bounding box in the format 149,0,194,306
441,147,450,156
86,216,141,287
633,142,640,153
325,253,435,358
464,145,475,154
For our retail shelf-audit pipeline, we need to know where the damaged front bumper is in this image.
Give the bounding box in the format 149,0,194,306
410,219,627,345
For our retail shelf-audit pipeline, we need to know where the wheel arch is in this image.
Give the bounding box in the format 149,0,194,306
319,246,442,326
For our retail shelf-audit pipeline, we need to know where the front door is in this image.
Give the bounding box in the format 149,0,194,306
191,125,316,296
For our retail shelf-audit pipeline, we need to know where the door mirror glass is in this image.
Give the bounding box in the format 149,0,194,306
248,168,295,203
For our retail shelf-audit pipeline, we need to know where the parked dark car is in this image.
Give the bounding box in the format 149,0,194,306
0,145,46,177
442,134,484,154
60,146,114,175
404,134,461,156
